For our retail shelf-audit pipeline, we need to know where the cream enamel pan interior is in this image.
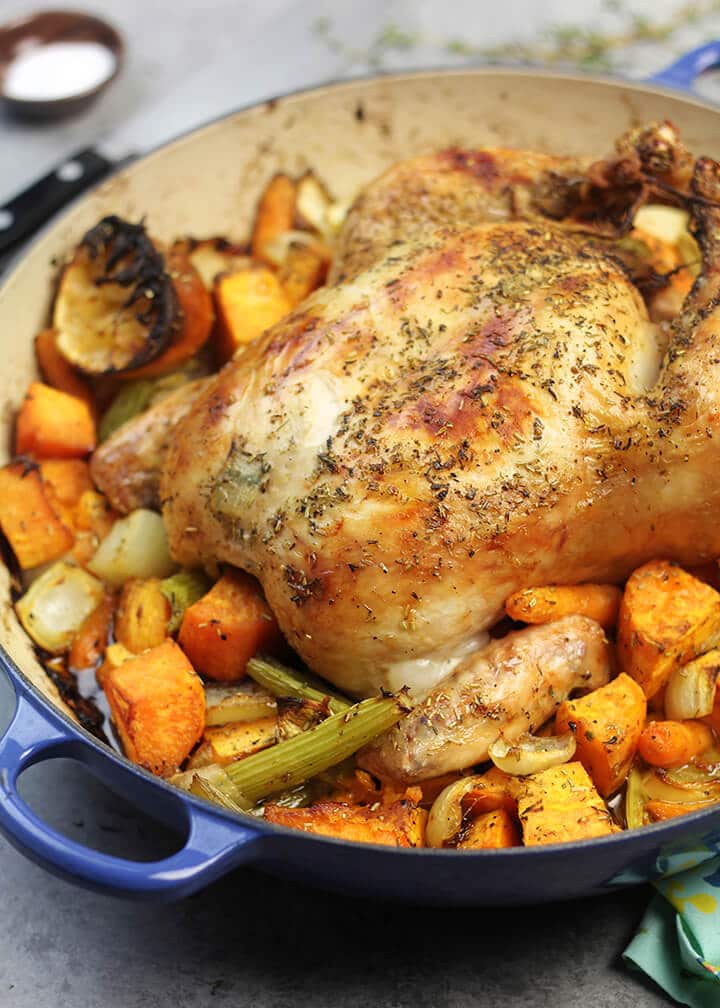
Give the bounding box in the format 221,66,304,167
1,68,720,735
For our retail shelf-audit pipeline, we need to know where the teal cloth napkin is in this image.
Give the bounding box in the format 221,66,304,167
624,857,720,1006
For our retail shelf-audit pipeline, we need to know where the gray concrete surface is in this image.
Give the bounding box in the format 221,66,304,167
3,0,716,1003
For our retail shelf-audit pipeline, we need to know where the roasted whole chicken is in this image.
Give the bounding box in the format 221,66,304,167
93,122,720,780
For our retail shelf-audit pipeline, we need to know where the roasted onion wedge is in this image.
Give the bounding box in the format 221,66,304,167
54,216,212,377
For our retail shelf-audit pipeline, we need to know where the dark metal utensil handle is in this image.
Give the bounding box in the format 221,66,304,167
0,147,114,257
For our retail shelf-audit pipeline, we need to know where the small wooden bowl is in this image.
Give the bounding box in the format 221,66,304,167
0,9,124,120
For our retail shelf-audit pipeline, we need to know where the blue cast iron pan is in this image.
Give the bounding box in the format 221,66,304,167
1,44,720,904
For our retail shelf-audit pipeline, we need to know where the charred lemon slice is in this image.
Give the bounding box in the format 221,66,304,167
54,216,183,376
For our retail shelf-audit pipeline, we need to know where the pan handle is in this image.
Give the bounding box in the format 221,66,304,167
647,41,720,92
0,680,263,900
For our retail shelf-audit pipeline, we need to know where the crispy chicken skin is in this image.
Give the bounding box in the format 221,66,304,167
359,615,611,782
156,124,720,705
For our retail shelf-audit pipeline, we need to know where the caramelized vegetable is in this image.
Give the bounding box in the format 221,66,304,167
118,243,213,380
278,242,327,306
251,174,297,265
264,798,427,847
175,237,251,290
0,462,74,569
187,718,278,768
204,682,277,726
15,382,95,459
178,569,282,681
246,656,351,715
505,583,621,630
426,768,519,848
35,328,93,405
17,561,105,654
555,672,647,796
214,267,292,362
115,578,171,653
617,560,720,698
224,697,406,805
645,799,717,821
88,509,177,586
68,593,114,670
39,460,93,509
517,762,620,845
488,732,576,777
637,720,714,769
101,639,205,776
665,650,720,721
54,217,181,375
160,569,212,634
455,808,521,849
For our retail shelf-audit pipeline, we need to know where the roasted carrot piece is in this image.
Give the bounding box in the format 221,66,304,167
517,762,620,845
0,462,74,569
118,247,213,380
69,594,114,671
617,561,720,698
35,328,93,406
214,267,292,362
638,720,714,769
645,799,717,822
456,808,521,849
178,568,282,681
15,382,96,459
278,243,328,307
251,173,297,265
555,672,647,797
505,583,622,629
115,578,171,653
264,799,427,847
102,638,205,776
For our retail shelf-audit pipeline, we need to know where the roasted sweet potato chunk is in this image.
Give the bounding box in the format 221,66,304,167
0,462,74,569
555,672,647,797
456,808,520,849
617,561,720,698
214,267,292,362
517,762,620,845
15,382,96,459
102,639,205,776
264,799,427,847
178,569,282,681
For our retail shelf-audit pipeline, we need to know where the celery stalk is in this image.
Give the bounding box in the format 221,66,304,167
225,696,405,804
161,569,212,633
247,656,351,715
